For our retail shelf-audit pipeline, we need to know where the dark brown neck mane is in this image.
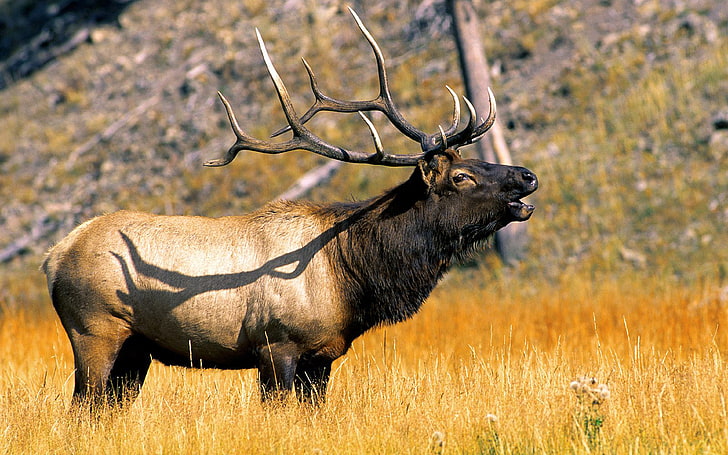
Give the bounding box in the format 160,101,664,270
317,173,499,336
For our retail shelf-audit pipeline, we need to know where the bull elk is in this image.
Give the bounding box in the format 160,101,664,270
43,9,537,407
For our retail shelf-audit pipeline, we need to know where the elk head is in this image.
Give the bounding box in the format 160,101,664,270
417,149,537,225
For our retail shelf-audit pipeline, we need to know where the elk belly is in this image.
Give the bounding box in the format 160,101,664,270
131,288,252,367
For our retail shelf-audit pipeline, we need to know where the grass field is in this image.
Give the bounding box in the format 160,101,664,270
2,271,726,454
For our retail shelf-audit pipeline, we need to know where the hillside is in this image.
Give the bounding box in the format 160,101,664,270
1,0,727,305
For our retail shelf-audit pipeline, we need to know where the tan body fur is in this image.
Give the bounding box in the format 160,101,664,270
44,202,352,403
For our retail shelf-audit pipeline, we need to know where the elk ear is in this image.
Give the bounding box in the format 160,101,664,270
417,149,461,189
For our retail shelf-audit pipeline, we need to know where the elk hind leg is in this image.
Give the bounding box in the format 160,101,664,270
106,335,152,407
68,327,131,409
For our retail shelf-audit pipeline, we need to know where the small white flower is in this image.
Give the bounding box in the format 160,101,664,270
430,431,445,447
570,376,610,405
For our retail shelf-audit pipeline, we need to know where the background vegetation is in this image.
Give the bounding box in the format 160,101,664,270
1,0,727,452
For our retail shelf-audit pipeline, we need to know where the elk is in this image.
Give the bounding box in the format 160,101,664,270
43,9,537,407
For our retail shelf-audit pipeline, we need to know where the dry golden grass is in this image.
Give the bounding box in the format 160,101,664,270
2,273,727,454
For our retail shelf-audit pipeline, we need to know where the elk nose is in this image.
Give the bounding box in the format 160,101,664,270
521,170,538,190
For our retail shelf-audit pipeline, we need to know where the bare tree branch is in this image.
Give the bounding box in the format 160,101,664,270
0,215,58,263
276,161,342,201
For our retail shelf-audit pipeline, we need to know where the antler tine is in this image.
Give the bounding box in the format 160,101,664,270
458,96,479,142
204,91,257,166
348,9,388,99
255,29,304,135
205,30,308,167
442,86,461,137
358,112,386,162
470,87,498,140
443,87,497,149
438,125,448,149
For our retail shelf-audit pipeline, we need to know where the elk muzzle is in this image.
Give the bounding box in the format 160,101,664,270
507,167,538,221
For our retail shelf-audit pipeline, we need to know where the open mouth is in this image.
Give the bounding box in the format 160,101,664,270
508,200,535,221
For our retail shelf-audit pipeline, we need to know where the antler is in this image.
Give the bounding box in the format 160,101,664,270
205,8,496,168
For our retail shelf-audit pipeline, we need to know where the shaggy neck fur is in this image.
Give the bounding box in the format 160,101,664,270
317,172,500,336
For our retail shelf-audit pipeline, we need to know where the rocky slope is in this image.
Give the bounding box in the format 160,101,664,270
1,0,726,284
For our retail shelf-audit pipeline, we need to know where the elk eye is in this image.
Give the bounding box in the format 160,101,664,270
452,172,472,184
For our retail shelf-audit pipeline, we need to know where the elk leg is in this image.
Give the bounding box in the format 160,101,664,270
68,327,131,408
106,335,152,406
256,343,299,402
294,358,332,405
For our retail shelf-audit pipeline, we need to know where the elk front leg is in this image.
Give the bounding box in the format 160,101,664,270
256,343,299,402
294,357,332,406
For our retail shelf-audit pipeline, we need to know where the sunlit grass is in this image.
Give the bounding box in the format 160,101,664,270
2,271,727,453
